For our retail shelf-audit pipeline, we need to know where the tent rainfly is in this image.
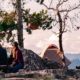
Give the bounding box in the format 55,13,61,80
40,44,71,67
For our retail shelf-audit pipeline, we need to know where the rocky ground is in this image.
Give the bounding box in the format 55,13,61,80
0,49,80,80
0,69,80,80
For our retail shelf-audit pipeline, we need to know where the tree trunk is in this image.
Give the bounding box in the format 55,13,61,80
57,11,67,68
16,0,24,48
57,11,64,52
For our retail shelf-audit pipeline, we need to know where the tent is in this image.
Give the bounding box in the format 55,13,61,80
40,44,71,67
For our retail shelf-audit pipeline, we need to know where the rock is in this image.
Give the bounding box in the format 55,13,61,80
0,71,5,78
76,66,80,69
22,49,45,71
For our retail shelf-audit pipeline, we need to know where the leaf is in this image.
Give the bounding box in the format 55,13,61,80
40,0,44,4
36,0,40,3
47,26,52,29
26,28,32,34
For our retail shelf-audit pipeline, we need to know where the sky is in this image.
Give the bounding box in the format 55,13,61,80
0,0,80,54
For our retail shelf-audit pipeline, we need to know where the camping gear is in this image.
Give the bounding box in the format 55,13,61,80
40,44,71,67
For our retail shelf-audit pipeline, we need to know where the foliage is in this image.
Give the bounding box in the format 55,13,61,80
24,9,53,34
0,11,17,41
0,12,17,32
36,0,44,4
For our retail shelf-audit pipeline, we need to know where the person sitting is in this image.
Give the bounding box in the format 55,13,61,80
0,43,8,65
8,42,24,72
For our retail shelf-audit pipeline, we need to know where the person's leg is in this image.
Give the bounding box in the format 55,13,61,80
11,63,23,72
8,63,23,73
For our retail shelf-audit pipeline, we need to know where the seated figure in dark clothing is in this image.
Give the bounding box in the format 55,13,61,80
0,43,8,65
8,42,24,72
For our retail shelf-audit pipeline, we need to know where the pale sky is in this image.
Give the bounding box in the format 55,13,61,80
0,0,80,54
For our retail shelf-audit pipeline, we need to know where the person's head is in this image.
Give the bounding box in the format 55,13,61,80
12,42,18,48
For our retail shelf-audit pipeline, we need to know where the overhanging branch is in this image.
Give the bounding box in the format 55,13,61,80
49,0,53,8
42,3,56,11
60,3,80,12
57,0,68,9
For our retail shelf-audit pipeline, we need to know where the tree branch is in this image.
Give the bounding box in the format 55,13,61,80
57,0,68,9
42,3,56,11
67,16,76,30
53,21,59,26
51,30,59,35
49,0,53,8
62,11,69,32
60,3,80,12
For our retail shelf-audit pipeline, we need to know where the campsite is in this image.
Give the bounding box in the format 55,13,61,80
0,0,80,80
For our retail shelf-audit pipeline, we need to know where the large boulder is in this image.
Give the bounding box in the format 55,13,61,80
22,49,45,71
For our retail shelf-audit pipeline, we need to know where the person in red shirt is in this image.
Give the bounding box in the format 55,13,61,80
8,42,24,72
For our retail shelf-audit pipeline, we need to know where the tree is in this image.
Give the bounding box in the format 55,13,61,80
11,0,31,48
0,0,53,48
0,11,16,42
36,0,80,53
35,0,80,67
15,0,24,48
0,0,24,48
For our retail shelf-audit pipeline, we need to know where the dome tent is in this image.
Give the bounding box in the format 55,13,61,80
40,44,71,67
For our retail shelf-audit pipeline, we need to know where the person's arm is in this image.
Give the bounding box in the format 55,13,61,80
15,51,18,63
10,50,18,66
